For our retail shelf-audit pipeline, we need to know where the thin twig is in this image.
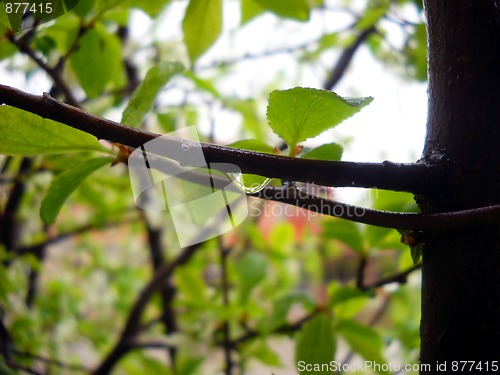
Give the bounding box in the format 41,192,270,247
362,263,421,290
142,213,178,365
199,37,321,71
25,225,48,308
128,341,176,351
0,317,12,361
219,239,233,375
1,158,32,257
7,33,79,107
226,311,318,348
355,257,367,290
323,26,377,90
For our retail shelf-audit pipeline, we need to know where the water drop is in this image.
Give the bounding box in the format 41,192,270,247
344,97,369,106
225,172,272,194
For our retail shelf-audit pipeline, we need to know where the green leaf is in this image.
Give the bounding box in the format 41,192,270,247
0,25,17,59
0,106,111,155
236,252,267,303
328,282,369,319
323,219,364,254
40,157,114,224
261,291,314,333
97,0,125,12
175,266,206,302
266,87,373,152
336,319,388,374
241,0,265,25
410,243,423,264
71,0,95,18
254,0,310,21
183,71,222,98
399,230,424,264
93,0,168,22
295,313,335,375
175,352,204,375
305,32,355,61
269,221,295,256
122,352,176,375
244,341,282,366
301,143,343,161
0,4,11,29
70,24,124,98
365,189,417,248
182,0,222,63
124,0,171,17
356,1,389,31
329,284,367,307
226,99,266,140
121,61,184,127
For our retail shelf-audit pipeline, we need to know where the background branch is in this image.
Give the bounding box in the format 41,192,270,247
219,239,233,375
8,33,79,107
92,243,201,375
225,311,318,348
362,264,421,290
0,158,32,256
323,26,377,90
142,215,178,365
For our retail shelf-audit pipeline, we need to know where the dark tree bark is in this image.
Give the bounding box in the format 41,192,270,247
420,1,500,370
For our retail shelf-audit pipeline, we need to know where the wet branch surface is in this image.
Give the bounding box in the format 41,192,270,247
0,84,447,195
254,186,500,231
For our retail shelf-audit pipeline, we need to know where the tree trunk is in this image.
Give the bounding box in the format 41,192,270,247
420,1,500,371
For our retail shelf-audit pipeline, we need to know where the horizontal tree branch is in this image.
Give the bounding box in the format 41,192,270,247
134,153,500,230
0,84,447,195
127,152,500,230
255,186,500,230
